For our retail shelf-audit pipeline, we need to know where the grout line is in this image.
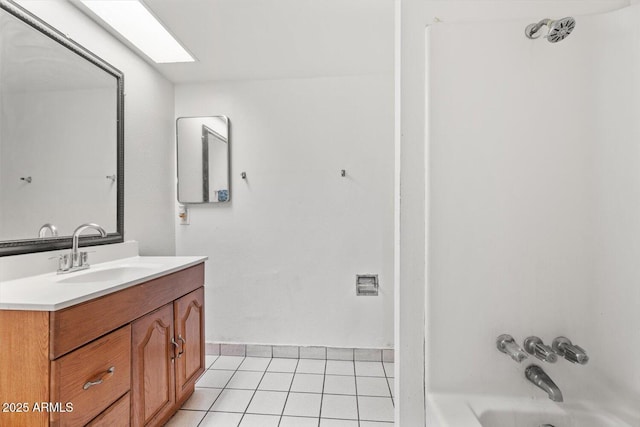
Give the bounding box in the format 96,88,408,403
381,362,394,406
353,360,361,427
277,357,300,427
317,358,327,427
239,357,274,426
195,356,247,427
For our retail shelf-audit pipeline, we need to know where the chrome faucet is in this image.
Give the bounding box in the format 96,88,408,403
38,223,59,238
56,223,106,274
552,337,589,365
525,365,563,402
496,334,528,363
524,336,558,363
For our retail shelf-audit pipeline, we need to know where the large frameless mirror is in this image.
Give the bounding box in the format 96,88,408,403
177,116,230,203
0,1,124,256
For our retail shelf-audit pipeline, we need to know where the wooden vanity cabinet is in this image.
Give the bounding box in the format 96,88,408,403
0,263,205,427
131,287,205,427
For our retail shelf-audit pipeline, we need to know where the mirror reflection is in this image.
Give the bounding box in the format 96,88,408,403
177,116,230,203
0,2,123,254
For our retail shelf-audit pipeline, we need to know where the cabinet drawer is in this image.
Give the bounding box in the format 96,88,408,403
50,263,204,358
51,325,131,426
86,392,130,427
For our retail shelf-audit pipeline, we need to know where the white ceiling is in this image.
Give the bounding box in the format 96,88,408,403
87,0,394,84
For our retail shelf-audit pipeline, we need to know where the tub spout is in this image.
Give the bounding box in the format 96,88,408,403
525,365,563,402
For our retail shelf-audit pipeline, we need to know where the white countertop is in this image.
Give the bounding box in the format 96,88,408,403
0,256,207,311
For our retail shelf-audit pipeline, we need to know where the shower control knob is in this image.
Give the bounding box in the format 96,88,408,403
523,337,557,363
496,334,528,363
552,337,589,365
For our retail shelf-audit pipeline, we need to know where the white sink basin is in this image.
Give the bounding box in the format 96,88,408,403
57,264,163,284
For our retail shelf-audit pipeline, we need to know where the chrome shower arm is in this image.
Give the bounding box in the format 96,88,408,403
527,18,552,37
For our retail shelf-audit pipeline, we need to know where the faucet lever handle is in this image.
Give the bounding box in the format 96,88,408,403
496,334,528,363
552,337,589,364
523,336,557,363
49,254,70,270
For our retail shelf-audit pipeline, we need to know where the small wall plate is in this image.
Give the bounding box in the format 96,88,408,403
356,274,379,296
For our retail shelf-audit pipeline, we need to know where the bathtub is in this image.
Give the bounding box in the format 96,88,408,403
427,393,636,427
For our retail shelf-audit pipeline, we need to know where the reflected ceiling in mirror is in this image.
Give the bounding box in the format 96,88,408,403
0,1,124,255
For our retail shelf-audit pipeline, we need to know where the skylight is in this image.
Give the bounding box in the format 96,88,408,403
81,1,194,63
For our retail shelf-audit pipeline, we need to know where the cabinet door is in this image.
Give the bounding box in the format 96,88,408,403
174,287,205,403
131,304,176,427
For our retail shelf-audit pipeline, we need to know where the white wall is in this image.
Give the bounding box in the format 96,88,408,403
425,2,640,414
14,1,176,255
400,1,630,425
175,75,394,348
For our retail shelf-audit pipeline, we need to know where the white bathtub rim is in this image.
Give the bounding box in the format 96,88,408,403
427,392,638,427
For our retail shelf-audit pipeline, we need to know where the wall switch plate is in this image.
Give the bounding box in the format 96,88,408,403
178,205,189,225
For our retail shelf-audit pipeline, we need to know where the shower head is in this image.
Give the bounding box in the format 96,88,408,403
525,17,576,43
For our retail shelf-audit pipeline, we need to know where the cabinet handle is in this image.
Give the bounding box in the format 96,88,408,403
177,334,186,358
171,337,179,361
83,366,115,390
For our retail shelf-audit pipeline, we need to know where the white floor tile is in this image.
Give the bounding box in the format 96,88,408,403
181,388,222,410
325,360,354,376
239,414,280,427
226,371,264,390
179,356,395,425
355,361,385,377
267,358,298,373
320,394,358,420
279,416,320,427
238,357,271,372
205,355,218,369
383,362,394,378
358,396,394,422
164,410,206,427
323,375,356,395
360,422,394,426
320,419,359,427
196,369,235,388
246,390,288,415
290,373,324,393
199,411,243,427
209,389,254,413
258,372,294,391
211,355,245,370
283,392,322,417
356,377,391,397
296,358,326,374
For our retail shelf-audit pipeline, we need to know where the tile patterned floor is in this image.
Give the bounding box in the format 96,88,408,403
165,355,395,427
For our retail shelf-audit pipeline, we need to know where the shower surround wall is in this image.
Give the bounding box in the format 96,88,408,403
426,3,640,413
400,1,630,424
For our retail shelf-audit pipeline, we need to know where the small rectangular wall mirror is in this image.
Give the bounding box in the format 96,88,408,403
177,116,230,203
